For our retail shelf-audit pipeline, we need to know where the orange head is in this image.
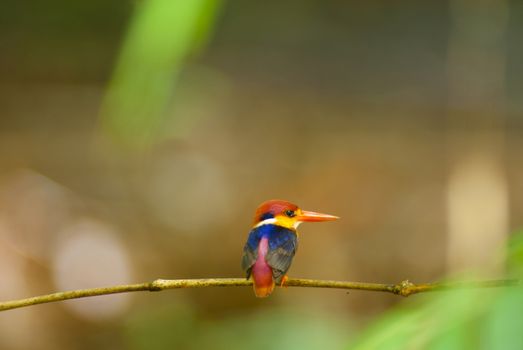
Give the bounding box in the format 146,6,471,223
253,199,339,230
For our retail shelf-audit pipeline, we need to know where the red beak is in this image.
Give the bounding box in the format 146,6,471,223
298,210,339,222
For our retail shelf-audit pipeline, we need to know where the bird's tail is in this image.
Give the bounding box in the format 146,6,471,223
253,279,275,298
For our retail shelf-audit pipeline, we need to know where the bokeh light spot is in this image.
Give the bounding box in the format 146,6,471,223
145,151,234,233
52,219,133,320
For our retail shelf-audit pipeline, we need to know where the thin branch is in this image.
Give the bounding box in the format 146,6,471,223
0,278,519,312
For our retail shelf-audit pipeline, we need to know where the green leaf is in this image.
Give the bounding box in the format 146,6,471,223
100,0,222,149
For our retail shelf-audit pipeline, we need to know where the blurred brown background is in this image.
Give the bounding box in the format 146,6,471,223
0,0,522,349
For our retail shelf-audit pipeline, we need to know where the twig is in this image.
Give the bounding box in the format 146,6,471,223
0,278,519,312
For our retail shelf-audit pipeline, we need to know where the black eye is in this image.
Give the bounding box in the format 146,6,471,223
285,210,296,217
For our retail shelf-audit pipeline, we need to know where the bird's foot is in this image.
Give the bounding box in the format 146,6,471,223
280,275,289,288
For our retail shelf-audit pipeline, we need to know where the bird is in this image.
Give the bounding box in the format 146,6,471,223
241,199,339,298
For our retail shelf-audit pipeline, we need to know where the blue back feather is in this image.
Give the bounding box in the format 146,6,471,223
242,224,298,283
246,224,295,250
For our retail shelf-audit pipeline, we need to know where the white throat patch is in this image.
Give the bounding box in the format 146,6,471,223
254,217,302,230
254,218,278,228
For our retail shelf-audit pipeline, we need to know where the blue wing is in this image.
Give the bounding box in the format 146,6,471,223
266,226,298,284
241,228,261,278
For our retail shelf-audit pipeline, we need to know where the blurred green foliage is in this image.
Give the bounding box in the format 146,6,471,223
100,0,222,148
120,232,523,350
349,230,523,350
124,303,351,350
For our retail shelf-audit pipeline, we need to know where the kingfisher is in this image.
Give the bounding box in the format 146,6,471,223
241,199,339,298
